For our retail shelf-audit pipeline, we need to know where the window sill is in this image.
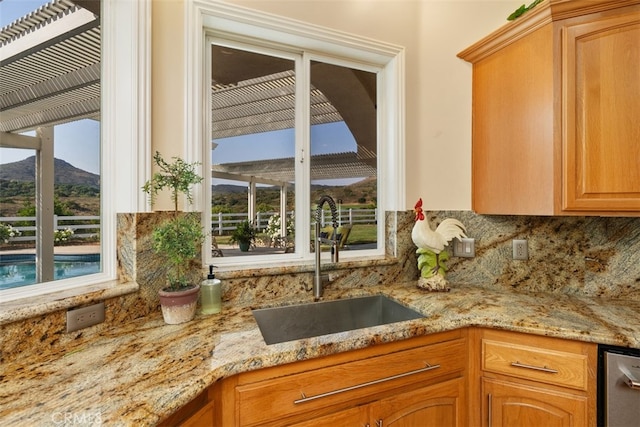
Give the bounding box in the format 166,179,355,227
215,255,398,280
0,280,139,325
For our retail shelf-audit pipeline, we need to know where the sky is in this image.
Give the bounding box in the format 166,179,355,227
0,0,101,175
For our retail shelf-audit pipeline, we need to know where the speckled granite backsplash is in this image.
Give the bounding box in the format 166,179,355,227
1,210,638,364
433,211,640,299
118,211,639,304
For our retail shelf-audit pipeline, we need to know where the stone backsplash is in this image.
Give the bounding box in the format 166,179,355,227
2,210,639,363
118,210,640,304
430,211,640,299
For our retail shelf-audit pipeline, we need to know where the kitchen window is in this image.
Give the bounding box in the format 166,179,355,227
195,3,405,268
0,0,149,302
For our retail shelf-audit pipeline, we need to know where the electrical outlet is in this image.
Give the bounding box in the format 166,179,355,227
453,238,475,258
513,239,528,260
66,302,105,333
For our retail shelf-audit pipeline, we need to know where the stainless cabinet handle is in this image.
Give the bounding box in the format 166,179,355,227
294,363,440,404
375,420,383,427
511,361,558,374
488,393,492,426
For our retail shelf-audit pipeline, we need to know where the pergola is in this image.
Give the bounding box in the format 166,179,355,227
1,0,378,263
209,47,378,227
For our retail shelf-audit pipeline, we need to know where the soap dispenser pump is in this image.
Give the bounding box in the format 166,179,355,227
201,265,221,314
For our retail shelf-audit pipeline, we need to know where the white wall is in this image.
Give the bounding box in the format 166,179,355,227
152,0,521,210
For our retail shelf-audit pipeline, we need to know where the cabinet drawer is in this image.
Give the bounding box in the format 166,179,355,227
482,339,588,390
236,338,465,426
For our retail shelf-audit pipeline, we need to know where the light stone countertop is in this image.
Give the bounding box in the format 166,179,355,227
1,282,639,426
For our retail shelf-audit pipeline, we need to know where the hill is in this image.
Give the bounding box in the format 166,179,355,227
0,156,100,188
211,177,378,212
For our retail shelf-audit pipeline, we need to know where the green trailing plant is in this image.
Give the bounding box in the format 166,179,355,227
142,152,205,291
507,0,543,21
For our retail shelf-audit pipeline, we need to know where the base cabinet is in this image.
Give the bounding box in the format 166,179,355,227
293,378,465,427
473,328,596,427
164,327,599,426
373,377,465,427
215,330,468,426
483,378,587,427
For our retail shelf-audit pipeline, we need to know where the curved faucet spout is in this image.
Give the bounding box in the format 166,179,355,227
314,195,340,300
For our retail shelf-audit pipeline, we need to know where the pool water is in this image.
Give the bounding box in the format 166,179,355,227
0,254,101,290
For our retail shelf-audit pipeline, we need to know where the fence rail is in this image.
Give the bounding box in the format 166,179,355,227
211,208,377,235
0,216,100,243
0,208,378,242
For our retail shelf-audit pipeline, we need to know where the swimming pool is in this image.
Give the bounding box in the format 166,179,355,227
0,254,101,290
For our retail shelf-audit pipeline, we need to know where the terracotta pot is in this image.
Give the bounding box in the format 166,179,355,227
158,285,200,324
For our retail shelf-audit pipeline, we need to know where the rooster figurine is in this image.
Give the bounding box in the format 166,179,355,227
411,198,467,291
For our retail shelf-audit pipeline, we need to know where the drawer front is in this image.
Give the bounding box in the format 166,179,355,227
482,339,588,390
236,338,466,426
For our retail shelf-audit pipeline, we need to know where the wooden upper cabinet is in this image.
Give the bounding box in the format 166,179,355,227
458,0,640,215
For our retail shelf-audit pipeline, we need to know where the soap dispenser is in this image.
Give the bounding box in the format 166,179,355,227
201,265,221,314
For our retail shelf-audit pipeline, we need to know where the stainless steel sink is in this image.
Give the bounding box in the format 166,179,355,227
252,295,424,345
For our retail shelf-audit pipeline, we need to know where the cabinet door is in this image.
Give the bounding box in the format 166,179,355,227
373,377,466,427
482,378,587,427
179,400,214,427
563,10,640,211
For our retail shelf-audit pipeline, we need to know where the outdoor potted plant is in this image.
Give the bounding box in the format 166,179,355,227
230,220,256,252
142,151,205,324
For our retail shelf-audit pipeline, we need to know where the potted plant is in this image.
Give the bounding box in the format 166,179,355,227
142,151,205,324
230,220,256,252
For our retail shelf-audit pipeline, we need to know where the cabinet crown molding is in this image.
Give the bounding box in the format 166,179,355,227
458,0,640,63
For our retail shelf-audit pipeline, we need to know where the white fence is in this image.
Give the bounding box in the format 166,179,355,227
0,208,378,242
211,208,377,235
0,216,100,243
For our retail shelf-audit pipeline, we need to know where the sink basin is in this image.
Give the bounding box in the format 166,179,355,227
252,295,424,345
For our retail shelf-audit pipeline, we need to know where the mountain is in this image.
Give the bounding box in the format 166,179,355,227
212,177,377,211
0,156,100,188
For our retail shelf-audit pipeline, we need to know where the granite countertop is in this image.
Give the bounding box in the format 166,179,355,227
2,282,639,426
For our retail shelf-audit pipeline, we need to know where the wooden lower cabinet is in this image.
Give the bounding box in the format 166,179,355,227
215,330,468,426
373,377,466,427
165,327,599,426
158,388,215,427
291,377,466,427
483,378,587,427
471,328,597,427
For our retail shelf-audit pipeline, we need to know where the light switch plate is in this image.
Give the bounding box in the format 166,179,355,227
453,238,475,258
513,239,528,260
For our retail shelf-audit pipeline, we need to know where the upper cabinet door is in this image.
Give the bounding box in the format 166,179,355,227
459,1,640,216
562,11,640,212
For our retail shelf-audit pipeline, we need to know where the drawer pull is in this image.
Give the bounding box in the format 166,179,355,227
511,361,558,374
294,363,441,404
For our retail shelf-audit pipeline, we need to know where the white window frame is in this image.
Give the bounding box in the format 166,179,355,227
0,0,151,302
187,1,405,268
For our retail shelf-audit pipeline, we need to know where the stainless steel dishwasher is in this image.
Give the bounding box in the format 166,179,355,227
598,344,640,426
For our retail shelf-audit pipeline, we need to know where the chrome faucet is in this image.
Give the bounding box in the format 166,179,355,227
314,195,339,300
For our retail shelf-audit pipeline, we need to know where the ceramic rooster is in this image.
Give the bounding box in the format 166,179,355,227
411,198,467,291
